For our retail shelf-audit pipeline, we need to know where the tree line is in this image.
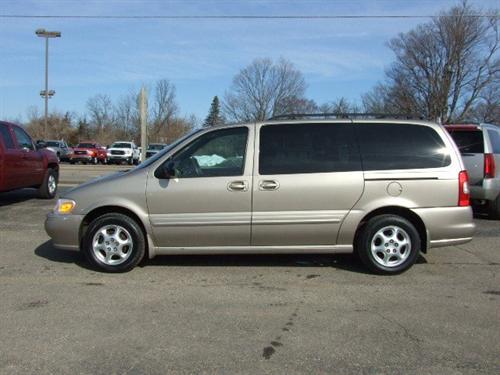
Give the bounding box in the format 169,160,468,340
23,1,499,145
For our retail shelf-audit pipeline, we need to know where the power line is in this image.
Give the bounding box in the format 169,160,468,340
0,14,497,19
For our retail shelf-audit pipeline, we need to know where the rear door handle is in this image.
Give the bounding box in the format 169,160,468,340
228,180,248,192
259,180,280,191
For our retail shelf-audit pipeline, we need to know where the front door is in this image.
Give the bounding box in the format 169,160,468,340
12,126,45,186
146,126,253,248
251,122,364,246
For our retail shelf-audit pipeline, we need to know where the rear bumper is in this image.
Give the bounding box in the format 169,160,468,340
470,178,500,202
412,206,475,249
44,213,83,251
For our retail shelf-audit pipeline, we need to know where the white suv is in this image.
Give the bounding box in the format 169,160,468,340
106,141,140,165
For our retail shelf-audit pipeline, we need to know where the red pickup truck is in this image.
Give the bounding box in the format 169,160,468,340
70,142,107,164
0,121,59,198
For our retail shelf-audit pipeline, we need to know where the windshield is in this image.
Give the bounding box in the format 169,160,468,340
148,144,166,150
46,141,61,147
111,142,132,148
77,143,95,148
134,129,203,170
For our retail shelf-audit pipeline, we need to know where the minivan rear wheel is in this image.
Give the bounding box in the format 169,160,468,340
83,213,145,272
487,196,500,219
357,215,421,275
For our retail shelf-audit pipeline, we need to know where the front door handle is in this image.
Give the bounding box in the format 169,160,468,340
259,180,280,191
228,180,248,192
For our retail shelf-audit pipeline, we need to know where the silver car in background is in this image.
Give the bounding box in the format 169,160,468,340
45,140,72,162
45,117,475,274
446,124,500,218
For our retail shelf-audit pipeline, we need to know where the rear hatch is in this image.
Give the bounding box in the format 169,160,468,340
446,125,484,186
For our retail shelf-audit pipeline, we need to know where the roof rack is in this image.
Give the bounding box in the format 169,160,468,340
268,113,425,121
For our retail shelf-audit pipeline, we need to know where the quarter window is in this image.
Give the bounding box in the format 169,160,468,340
487,130,500,154
356,124,451,170
0,124,15,149
167,127,248,178
259,123,361,175
13,127,34,151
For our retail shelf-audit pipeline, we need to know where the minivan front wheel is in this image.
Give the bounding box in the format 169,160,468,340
83,213,145,272
357,215,421,275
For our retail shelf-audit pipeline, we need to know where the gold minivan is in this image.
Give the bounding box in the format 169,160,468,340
45,118,475,274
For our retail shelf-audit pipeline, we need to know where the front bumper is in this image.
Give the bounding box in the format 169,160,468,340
412,206,475,249
70,155,93,162
108,154,132,161
45,213,84,251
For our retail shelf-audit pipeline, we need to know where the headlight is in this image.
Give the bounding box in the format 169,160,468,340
54,199,76,214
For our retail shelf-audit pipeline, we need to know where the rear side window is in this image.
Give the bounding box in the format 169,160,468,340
356,124,451,170
0,124,15,149
487,130,500,153
448,130,484,154
259,123,361,175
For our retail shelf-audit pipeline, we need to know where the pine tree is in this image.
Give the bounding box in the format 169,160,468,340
203,96,224,127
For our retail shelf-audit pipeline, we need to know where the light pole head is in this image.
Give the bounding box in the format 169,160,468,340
35,29,61,38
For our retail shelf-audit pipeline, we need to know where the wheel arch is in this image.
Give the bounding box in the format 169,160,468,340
353,206,428,253
79,205,150,257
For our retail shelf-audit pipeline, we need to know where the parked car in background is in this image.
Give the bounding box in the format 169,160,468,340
146,143,167,159
446,123,500,218
45,140,72,162
46,117,474,274
70,142,107,165
106,141,140,165
0,121,59,198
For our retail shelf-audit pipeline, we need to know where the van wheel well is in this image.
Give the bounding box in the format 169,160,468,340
80,206,148,257
354,206,427,253
47,163,59,173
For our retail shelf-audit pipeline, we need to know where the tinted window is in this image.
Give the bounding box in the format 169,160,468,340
166,127,248,178
259,123,361,175
357,124,450,170
77,143,96,148
13,127,34,151
448,130,484,154
111,143,132,148
487,130,500,154
46,141,61,147
0,124,15,149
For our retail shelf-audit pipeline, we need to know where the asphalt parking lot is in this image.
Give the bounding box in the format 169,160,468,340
0,165,499,374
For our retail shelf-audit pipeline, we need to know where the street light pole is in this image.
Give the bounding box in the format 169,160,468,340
35,29,61,139
44,36,49,137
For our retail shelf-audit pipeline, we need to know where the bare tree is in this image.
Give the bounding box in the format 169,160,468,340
150,79,179,141
86,94,115,141
115,90,139,140
223,57,307,122
468,85,500,123
365,2,499,122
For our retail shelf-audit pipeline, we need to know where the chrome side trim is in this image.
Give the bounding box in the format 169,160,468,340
150,210,347,227
252,210,347,225
150,212,251,227
155,244,353,255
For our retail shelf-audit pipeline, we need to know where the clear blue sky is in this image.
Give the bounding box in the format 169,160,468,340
0,0,495,122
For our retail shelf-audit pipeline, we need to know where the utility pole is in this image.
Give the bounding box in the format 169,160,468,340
35,29,61,139
140,87,148,163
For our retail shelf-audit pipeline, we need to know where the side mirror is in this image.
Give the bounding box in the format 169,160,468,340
154,161,176,179
36,141,46,150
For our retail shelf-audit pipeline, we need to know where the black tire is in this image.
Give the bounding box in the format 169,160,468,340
83,213,146,272
101,157,108,165
70,160,75,165
127,157,133,165
487,195,500,220
356,214,421,275
38,168,58,199
91,157,98,165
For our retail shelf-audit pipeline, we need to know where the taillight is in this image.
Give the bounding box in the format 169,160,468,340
484,153,496,179
458,170,470,207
